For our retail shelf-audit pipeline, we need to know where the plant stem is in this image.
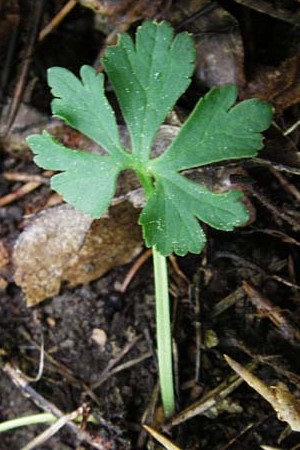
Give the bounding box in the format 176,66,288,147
0,413,99,433
139,171,175,417
0,413,56,433
152,246,175,417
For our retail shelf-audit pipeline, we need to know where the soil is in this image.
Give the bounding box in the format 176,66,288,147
0,1,300,449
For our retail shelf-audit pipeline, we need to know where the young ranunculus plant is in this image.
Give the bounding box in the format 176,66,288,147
27,21,273,418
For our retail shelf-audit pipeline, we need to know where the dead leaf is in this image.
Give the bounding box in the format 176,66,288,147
232,0,300,26
171,1,245,88
1,102,49,158
13,201,142,306
242,52,300,113
79,0,170,38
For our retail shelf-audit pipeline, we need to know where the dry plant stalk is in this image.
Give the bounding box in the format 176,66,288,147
224,355,300,432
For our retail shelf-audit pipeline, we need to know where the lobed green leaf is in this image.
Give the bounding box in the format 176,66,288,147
102,21,195,160
139,170,249,256
48,65,125,158
27,132,123,218
153,85,273,172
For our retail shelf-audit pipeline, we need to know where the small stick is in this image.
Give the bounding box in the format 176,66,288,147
137,383,159,449
243,281,300,343
143,424,182,450
22,333,45,383
246,183,300,229
2,363,109,449
90,335,142,389
194,282,202,384
283,119,300,136
219,422,254,450
232,0,300,25
3,171,52,183
271,274,300,291
119,251,189,294
0,181,41,206
169,255,189,285
170,361,256,427
270,168,300,202
21,406,84,450
210,285,246,318
119,249,152,293
104,351,152,379
4,1,46,134
38,0,77,41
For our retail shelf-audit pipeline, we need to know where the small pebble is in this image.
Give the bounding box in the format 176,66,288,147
91,328,107,350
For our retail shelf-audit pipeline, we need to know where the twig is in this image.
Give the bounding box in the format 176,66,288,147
2,362,111,449
4,1,46,134
243,281,300,344
219,422,254,450
244,228,300,247
3,171,52,183
224,337,300,386
137,383,160,449
189,273,202,383
246,182,300,230
283,119,300,136
21,406,84,450
210,285,246,318
143,424,182,450
270,168,300,202
224,355,300,432
169,361,256,427
22,332,45,382
169,254,189,285
90,335,142,390
119,249,152,293
38,0,77,41
105,351,152,378
0,181,41,206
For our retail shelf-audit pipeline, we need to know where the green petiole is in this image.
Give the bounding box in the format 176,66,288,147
141,171,175,417
153,247,175,417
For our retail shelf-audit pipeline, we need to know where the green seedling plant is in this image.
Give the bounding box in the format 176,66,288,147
27,21,273,418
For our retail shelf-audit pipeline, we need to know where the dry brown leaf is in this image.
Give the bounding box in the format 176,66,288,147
243,52,300,113
171,0,245,88
79,0,170,39
13,201,142,306
232,0,300,26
